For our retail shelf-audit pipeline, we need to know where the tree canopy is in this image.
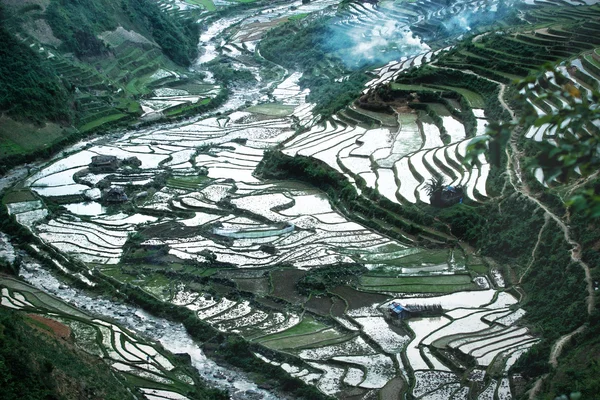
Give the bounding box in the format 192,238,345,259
467,64,600,216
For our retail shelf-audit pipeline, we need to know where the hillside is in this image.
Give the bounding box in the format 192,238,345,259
0,0,218,172
0,0,599,399
0,306,135,400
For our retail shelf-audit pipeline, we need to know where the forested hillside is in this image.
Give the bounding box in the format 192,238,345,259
0,0,207,172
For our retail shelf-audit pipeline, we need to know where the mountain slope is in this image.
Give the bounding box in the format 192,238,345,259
0,0,211,171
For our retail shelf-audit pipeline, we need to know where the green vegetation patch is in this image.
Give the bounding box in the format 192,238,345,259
256,315,327,343
2,190,37,204
78,112,129,132
288,13,309,21
390,248,449,267
0,307,133,400
247,103,295,117
186,0,216,11
431,86,485,108
46,0,200,66
0,8,71,124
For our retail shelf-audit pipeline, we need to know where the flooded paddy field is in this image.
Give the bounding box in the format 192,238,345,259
3,0,590,398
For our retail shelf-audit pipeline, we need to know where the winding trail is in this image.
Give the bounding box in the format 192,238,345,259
493,68,595,398
519,213,550,285
432,61,596,394
506,138,595,315
549,326,587,368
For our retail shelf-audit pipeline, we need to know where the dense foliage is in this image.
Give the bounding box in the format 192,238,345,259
297,264,367,295
46,0,113,57
0,6,71,123
260,18,369,118
46,0,199,65
0,308,133,400
123,0,199,66
207,59,257,86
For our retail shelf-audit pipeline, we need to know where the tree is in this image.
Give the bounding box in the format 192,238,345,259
424,176,445,205
467,64,600,216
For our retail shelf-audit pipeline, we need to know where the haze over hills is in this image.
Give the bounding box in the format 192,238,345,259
0,0,599,399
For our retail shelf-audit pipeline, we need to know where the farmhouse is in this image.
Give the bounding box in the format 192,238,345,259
103,187,128,203
389,302,412,319
388,302,443,319
90,155,119,172
439,185,464,206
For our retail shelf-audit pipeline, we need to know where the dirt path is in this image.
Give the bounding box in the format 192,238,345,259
507,138,595,315
528,374,549,400
549,325,586,367
435,64,596,369
519,213,550,284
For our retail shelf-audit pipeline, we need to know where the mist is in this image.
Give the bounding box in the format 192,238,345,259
324,17,431,69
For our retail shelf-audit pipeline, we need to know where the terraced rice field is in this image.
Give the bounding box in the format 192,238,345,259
282,111,490,204
0,276,202,400
5,0,599,398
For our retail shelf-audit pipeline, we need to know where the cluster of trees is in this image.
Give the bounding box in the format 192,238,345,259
297,264,367,295
123,0,199,66
259,18,368,118
46,0,113,57
0,308,134,400
207,59,256,86
0,6,72,124
45,0,199,65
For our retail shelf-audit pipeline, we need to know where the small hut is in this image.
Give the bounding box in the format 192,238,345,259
90,155,119,172
388,302,412,319
388,302,443,319
103,187,128,203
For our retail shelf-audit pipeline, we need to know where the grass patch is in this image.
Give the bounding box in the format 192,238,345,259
247,103,295,117
163,98,211,117
0,116,65,159
3,190,37,204
469,264,488,275
427,103,451,117
256,315,325,343
167,176,209,190
186,0,216,11
288,13,309,21
78,113,129,133
430,86,485,108
391,249,449,266
390,82,436,92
